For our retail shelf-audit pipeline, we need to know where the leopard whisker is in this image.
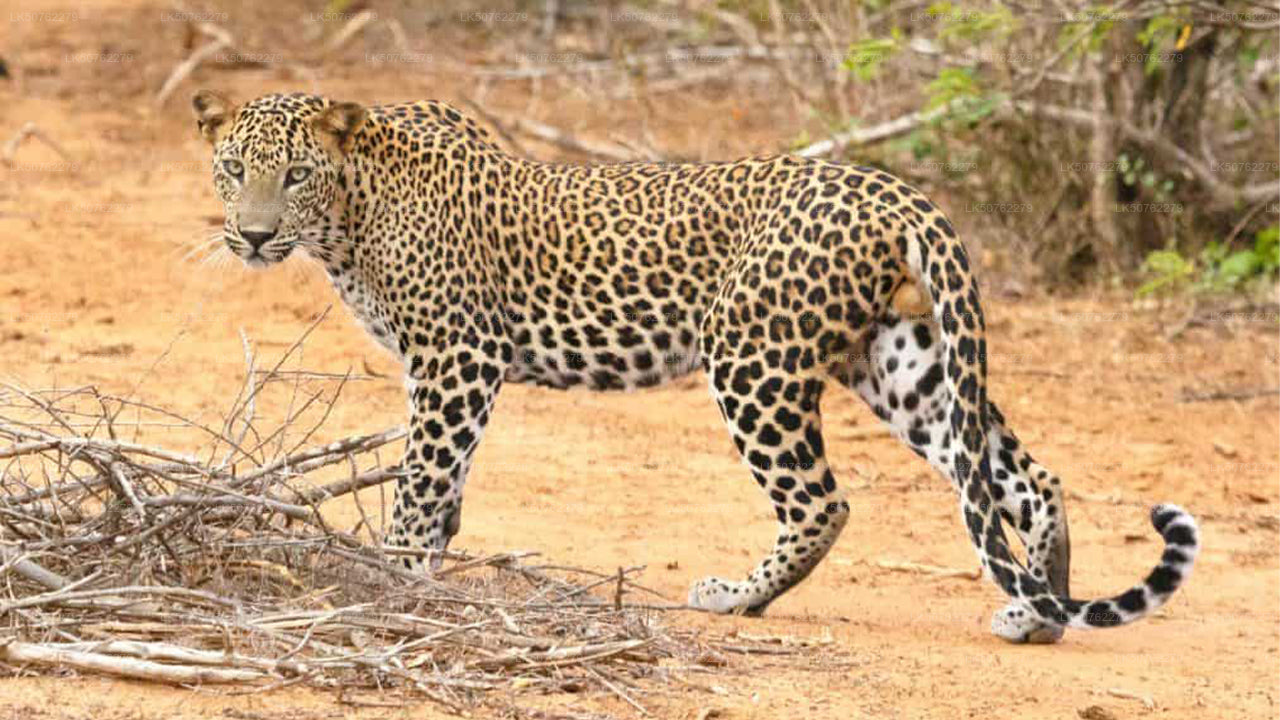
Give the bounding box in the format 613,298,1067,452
180,234,227,264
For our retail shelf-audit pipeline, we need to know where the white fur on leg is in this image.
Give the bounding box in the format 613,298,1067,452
688,577,757,614
991,602,1065,644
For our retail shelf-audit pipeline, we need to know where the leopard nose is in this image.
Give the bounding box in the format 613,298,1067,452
240,228,276,249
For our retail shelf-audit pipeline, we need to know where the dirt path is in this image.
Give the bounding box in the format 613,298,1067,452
2,3,1278,718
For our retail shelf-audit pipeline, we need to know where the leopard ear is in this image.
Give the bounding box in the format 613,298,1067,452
311,100,367,154
191,89,236,145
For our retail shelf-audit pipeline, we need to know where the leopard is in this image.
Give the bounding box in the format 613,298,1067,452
192,90,1200,643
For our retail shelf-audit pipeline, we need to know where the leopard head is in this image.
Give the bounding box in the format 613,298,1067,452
192,91,365,267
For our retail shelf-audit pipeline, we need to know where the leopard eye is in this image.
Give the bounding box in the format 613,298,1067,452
222,159,244,180
285,166,313,186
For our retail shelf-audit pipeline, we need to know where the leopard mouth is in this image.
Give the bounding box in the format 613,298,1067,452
227,236,296,268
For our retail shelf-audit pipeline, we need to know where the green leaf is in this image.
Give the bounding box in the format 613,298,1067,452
1200,240,1226,264
937,6,1017,42
1144,249,1193,276
844,35,899,81
1137,14,1179,49
1255,224,1279,251
1218,251,1261,284
908,132,935,161
1255,225,1280,271
1137,248,1195,297
925,67,980,110
1136,278,1170,297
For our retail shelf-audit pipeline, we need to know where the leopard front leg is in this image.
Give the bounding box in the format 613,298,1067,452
685,256,869,616
837,313,1072,642
388,344,505,571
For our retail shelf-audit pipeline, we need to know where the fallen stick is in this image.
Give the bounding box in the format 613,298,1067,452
322,10,377,56
508,116,641,162
434,550,539,578
155,23,233,107
1180,387,1280,403
0,638,268,684
108,462,148,519
729,629,834,647
0,123,73,165
589,666,651,717
143,492,312,521
0,545,70,590
65,640,308,675
0,584,238,614
797,101,965,158
1106,687,1156,710
713,644,798,655
80,621,221,638
298,467,401,505
471,638,653,671
0,439,62,460
873,559,980,580
235,426,405,485
0,424,215,475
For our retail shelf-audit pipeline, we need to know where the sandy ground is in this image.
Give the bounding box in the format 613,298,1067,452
2,2,1279,718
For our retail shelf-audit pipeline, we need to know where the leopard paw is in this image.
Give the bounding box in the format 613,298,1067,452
991,602,1065,644
687,577,763,615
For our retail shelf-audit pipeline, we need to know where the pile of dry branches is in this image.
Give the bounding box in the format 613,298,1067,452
0,327,750,713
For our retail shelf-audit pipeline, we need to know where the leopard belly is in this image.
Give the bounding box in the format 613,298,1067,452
502,313,704,390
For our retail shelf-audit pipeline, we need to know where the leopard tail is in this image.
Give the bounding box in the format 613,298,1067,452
902,210,1199,632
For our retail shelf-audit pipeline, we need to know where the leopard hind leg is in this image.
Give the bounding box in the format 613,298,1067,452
833,311,1072,642
688,355,851,615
